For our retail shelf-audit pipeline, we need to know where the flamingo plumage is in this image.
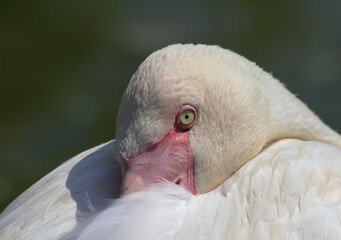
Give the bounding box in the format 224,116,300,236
1,44,341,240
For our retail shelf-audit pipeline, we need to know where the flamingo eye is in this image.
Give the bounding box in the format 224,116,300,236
177,105,197,130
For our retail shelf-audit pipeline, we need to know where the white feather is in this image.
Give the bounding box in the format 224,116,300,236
64,140,341,240
0,141,121,239
1,44,341,240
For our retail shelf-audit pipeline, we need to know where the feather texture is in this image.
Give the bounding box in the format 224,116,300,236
64,140,341,240
1,44,341,240
0,141,121,240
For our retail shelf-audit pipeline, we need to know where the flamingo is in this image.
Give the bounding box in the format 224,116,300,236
1,44,341,240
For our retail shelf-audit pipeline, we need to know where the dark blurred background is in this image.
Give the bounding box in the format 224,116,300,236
1,0,340,212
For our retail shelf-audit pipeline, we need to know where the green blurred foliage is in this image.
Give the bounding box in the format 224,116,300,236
0,0,340,212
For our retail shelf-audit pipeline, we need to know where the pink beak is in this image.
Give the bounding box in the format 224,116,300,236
121,127,196,195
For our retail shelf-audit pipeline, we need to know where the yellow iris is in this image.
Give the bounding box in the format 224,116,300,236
179,110,195,127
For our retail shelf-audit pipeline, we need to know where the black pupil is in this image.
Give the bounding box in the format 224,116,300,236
185,114,189,119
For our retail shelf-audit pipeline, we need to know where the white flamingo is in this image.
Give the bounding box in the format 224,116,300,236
1,44,341,240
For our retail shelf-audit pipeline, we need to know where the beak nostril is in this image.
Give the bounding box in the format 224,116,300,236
175,179,181,185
